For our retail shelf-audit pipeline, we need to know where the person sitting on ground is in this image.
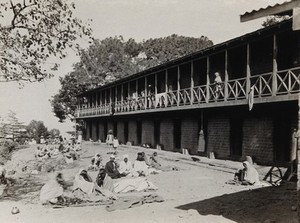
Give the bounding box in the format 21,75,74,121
0,163,7,185
72,169,97,201
141,152,150,166
118,155,133,177
89,153,102,171
40,172,68,204
133,152,149,177
234,161,260,185
105,155,121,179
149,152,161,169
95,168,118,200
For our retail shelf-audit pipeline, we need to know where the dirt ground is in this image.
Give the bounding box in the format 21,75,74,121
0,142,298,223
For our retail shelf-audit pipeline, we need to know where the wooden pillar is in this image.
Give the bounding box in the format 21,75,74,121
190,61,194,104
121,84,124,102
145,76,148,108
224,50,229,101
206,56,210,103
136,79,138,96
115,86,117,102
99,91,102,105
165,70,168,92
109,88,112,104
155,73,158,108
128,82,130,99
272,34,278,96
104,90,107,104
177,66,180,106
297,93,300,218
246,44,251,99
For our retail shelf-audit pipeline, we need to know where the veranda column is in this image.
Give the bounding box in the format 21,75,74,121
297,93,300,218
165,70,168,106
206,56,210,103
224,51,229,101
272,34,278,96
190,61,194,104
246,43,251,99
155,73,158,108
177,66,181,106
145,76,148,108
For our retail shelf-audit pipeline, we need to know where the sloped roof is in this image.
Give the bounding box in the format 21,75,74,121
241,0,299,22
78,19,293,97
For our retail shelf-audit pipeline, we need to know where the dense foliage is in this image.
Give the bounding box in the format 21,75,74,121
0,0,92,83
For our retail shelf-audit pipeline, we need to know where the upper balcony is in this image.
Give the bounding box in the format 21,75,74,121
76,66,300,118
76,21,300,119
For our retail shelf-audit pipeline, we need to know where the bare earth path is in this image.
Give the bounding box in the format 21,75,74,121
0,142,297,223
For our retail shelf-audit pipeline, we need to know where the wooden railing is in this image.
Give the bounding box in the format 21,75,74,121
76,67,300,118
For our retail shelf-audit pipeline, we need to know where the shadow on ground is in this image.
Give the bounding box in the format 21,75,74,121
176,182,298,223
1,175,44,202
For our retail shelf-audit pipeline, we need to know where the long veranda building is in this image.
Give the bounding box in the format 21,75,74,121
76,19,300,165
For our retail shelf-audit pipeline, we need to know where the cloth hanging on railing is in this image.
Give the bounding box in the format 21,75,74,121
248,86,254,111
155,93,167,107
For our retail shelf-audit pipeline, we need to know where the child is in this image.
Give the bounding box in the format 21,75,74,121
113,137,119,154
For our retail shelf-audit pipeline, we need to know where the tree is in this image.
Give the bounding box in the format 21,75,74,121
0,0,92,83
262,15,291,27
49,128,60,138
26,120,48,143
51,35,213,122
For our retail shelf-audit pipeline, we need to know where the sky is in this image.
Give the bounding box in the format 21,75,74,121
0,0,287,137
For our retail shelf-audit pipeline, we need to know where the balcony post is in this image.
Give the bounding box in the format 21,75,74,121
145,76,148,109
224,50,229,101
177,66,180,106
121,84,123,102
246,44,251,99
272,34,278,96
165,70,168,93
206,56,210,103
155,73,158,108
190,61,194,104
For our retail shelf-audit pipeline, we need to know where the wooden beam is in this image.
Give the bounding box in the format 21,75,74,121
206,56,210,103
246,44,251,99
224,51,229,101
155,73,158,108
121,84,123,102
177,66,181,106
190,62,194,105
165,70,168,93
145,76,147,108
272,34,278,96
240,0,299,23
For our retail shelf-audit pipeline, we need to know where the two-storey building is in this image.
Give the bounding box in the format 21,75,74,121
76,19,300,165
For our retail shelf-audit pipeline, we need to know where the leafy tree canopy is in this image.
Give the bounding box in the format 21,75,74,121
0,0,92,84
51,35,213,122
26,119,48,142
261,15,291,27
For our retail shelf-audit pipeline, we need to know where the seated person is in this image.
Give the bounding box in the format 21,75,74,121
89,153,102,171
133,153,149,177
149,152,161,169
95,168,117,200
234,161,260,185
141,152,150,166
40,172,68,204
105,155,121,179
118,155,133,177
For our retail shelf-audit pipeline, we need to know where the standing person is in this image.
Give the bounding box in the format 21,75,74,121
214,72,223,99
106,130,114,147
113,137,119,154
105,155,121,179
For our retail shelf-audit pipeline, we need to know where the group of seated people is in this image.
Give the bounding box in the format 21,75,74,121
105,151,165,179
34,140,82,164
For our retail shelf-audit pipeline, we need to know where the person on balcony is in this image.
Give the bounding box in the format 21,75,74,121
214,72,223,99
